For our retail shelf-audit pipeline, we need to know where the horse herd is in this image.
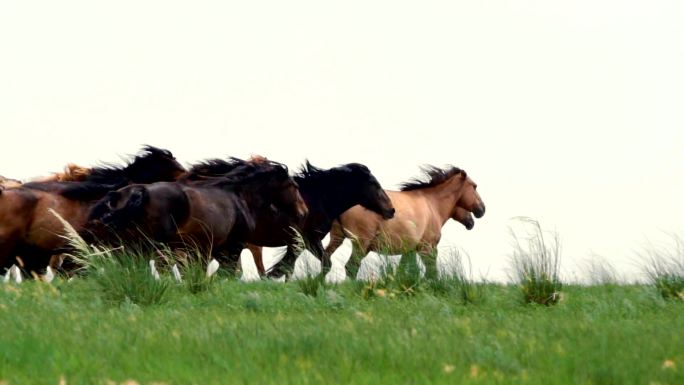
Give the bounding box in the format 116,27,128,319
0,145,485,279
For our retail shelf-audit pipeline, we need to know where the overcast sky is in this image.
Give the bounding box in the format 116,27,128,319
1,1,682,281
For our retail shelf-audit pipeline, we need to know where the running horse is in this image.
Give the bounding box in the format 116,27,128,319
245,161,396,278
0,146,186,274
0,175,21,189
0,164,90,190
323,165,485,278
84,159,308,262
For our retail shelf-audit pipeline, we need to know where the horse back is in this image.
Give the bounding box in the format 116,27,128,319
176,186,242,249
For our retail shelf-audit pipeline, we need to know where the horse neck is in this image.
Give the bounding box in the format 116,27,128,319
417,177,463,226
296,175,358,219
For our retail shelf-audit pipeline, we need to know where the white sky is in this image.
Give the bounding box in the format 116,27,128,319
1,1,683,281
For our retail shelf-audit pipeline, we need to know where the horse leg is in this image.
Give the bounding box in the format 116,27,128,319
266,244,297,279
323,221,345,265
0,229,20,273
343,240,367,280
247,244,266,277
309,239,328,274
417,244,438,280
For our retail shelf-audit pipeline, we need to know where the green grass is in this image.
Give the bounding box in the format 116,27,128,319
1,278,682,385
640,234,684,301
509,217,563,305
3,215,680,384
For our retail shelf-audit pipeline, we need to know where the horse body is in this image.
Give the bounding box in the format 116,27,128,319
0,146,186,274
247,162,396,277
323,166,485,277
85,159,308,265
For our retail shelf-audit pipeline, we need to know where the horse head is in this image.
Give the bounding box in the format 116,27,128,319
454,170,485,218
452,207,475,230
125,145,186,184
339,163,395,219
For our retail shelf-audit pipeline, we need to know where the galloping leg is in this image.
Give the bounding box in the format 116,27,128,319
323,222,346,262
221,243,246,276
0,230,20,273
247,244,266,277
309,239,328,274
266,244,297,279
417,244,438,280
345,238,371,280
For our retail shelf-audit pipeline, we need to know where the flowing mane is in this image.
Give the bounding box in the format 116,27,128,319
199,159,290,190
21,145,185,200
184,155,272,181
184,158,247,180
84,145,181,185
295,161,370,185
399,165,464,191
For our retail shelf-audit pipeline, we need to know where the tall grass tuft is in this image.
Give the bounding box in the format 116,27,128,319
52,210,168,305
297,273,326,297
509,217,562,305
91,250,170,306
583,254,621,285
640,234,684,301
156,246,219,294
433,247,486,304
357,247,426,299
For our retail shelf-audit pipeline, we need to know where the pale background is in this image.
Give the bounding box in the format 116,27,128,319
1,1,682,281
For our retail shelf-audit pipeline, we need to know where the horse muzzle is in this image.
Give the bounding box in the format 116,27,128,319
473,205,485,218
382,207,396,219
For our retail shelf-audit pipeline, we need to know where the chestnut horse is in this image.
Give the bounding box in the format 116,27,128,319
0,146,186,274
84,159,308,262
0,176,21,189
245,161,396,278
0,164,89,190
323,166,485,278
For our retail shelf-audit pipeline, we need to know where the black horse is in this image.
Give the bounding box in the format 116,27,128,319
84,159,309,262
245,161,395,278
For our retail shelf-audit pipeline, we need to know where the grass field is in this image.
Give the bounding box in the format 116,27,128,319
1,272,682,385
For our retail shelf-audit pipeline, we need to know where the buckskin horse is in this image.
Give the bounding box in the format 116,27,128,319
323,165,485,278
245,161,396,278
0,146,186,274
84,159,308,262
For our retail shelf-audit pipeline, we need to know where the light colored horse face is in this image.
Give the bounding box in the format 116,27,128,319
456,173,485,218
452,207,475,230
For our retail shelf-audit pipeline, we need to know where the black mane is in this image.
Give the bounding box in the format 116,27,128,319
399,165,463,191
295,161,370,185
184,158,249,180
199,159,290,191
84,145,181,185
22,145,184,201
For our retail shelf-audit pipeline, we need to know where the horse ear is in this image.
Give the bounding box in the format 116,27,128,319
461,170,467,179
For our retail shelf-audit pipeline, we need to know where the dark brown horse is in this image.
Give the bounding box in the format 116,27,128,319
245,161,396,278
324,166,485,278
84,159,308,263
0,146,186,274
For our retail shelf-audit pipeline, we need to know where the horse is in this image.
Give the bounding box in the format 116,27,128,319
29,163,92,183
1,164,91,190
322,165,485,278
0,176,21,189
0,146,186,274
244,161,396,278
84,159,308,264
